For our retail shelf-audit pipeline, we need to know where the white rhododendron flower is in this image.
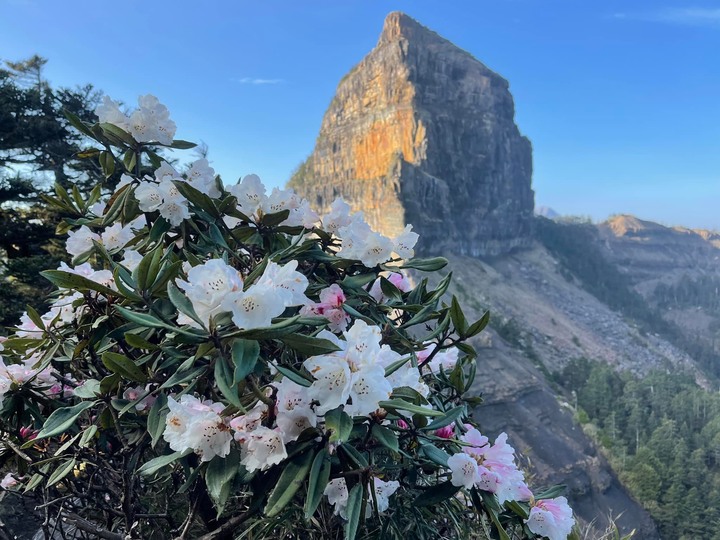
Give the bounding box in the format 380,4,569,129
257,260,310,306
417,344,459,374
229,174,267,216
448,452,480,488
222,283,286,330
128,95,176,145
525,497,575,540
324,477,400,519
230,401,268,442
100,222,135,251
240,426,288,472
372,478,400,512
392,225,419,260
322,198,353,236
95,96,129,130
186,158,220,198
227,175,318,228
163,395,232,462
120,249,143,271
66,225,100,257
303,321,393,416
324,478,350,518
221,260,309,330
135,181,164,212
177,259,243,327
96,94,176,145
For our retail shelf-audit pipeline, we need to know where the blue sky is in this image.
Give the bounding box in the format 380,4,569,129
1,1,719,229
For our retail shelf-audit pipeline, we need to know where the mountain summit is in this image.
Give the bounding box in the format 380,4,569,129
290,11,534,256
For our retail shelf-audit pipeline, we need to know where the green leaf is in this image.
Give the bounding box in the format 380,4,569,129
175,181,219,218
466,310,490,338
264,448,315,517
167,281,206,328
414,481,460,507
102,185,131,227
488,507,511,540
261,209,290,227
344,483,364,540
371,424,399,452
79,425,98,448
124,332,158,350
325,407,353,443
102,351,147,382
206,448,240,514
420,443,450,467
159,366,207,390
505,499,530,519
338,444,368,469
122,149,137,172
98,150,115,178
36,401,97,440
47,458,77,487
99,122,136,146
41,270,116,297
64,110,96,138
73,379,101,399
274,363,312,387
147,394,169,448
214,356,242,407
114,305,203,337
134,244,164,290
232,339,260,383
304,448,331,520
379,399,443,417
423,405,465,432
279,333,341,356
399,257,448,272
449,296,468,336
138,450,189,475
534,484,567,500
170,139,197,149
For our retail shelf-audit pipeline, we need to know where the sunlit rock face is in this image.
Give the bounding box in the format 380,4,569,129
289,11,534,257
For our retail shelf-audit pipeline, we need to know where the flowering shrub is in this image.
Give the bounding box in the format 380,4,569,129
0,96,575,540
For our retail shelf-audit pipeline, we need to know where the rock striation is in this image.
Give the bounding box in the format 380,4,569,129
289,11,534,257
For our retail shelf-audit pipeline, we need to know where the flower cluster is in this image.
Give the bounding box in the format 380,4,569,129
96,94,176,145
0,94,576,540
177,259,309,330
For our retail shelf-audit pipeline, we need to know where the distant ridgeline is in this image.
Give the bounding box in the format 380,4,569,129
535,216,720,380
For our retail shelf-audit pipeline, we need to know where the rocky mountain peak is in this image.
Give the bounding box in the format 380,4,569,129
289,12,535,257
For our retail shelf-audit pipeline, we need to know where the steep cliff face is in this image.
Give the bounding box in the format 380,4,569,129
290,12,534,257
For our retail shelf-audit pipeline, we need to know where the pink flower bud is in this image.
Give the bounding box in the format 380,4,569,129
435,423,455,439
19,426,38,441
397,419,409,429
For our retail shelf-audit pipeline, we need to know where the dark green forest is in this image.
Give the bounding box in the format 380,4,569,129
555,359,720,539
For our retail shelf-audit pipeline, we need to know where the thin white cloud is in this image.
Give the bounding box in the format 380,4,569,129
614,7,720,27
234,77,285,85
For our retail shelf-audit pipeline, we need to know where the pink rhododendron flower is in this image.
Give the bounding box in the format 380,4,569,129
525,496,575,540
300,283,350,332
1,473,18,490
